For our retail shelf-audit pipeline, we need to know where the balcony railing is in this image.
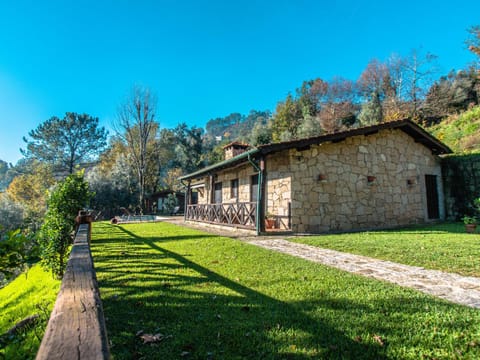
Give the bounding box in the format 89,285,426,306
186,202,257,229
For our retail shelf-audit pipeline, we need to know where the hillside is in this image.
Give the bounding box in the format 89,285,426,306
427,106,480,154
0,265,60,359
205,110,270,141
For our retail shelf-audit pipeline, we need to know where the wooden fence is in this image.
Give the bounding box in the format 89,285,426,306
36,223,110,360
186,202,257,229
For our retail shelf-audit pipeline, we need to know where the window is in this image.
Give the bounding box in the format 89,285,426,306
250,174,259,202
230,179,239,198
190,191,198,205
214,182,223,204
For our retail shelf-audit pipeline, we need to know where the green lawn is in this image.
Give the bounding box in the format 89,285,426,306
290,222,480,277
0,265,60,359
91,221,480,359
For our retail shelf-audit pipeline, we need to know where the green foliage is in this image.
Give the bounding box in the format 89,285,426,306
173,123,205,173
429,105,480,153
292,222,480,277
0,194,25,234
163,193,178,214
422,69,480,120
92,222,480,359
39,172,92,278
462,215,477,224
0,159,14,191
0,229,39,286
270,94,303,142
358,92,383,126
247,119,273,145
205,110,271,142
6,161,56,230
296,114,322,139
0,265,60,359
22,112,108,174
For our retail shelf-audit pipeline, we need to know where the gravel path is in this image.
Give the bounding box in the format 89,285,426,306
246,239,480,309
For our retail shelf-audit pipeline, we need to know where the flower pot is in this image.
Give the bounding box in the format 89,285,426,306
265,219,275,229
465,223,477,233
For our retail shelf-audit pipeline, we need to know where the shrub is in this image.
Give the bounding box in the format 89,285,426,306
38,172,92,278
163,193,178,215
0,229,39,287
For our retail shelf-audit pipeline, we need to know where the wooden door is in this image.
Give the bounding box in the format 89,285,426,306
425,175,439,219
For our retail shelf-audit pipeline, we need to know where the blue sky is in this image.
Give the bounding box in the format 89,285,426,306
0,0,479,164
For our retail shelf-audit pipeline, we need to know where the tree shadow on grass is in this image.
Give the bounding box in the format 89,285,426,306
92,223,473,359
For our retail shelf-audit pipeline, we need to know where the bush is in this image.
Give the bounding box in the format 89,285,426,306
163,193,178,215
39,172,92,278
0,229,39,287
0,194,25,236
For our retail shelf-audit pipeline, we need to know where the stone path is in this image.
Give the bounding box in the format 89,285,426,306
245,239,480,309
166,219,480,309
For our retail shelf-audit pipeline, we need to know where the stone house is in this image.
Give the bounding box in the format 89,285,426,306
179,120,452,234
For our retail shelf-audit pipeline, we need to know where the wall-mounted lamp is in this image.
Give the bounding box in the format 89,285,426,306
317,174,328,182
407,178,416,186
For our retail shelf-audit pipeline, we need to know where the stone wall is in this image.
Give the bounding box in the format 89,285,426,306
192,163,258,205
266,155,292,229
442,154,480,219
217,164,258,203
266,128,444,233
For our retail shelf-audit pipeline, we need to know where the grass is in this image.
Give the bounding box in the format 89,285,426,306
429,105,480,153
91,221,480,359
290,222,480,277
0,265,60,359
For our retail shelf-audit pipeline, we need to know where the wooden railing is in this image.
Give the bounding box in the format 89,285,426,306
186,202,257,229
36,223,110,360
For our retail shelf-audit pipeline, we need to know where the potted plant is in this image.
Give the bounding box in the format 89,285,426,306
462,215,477,233
265,213,275,229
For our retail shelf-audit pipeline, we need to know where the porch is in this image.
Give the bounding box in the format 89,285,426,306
185,202,291,233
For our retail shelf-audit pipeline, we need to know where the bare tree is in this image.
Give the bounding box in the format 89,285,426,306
403,49,438,118
115,86,159,213
466,25,480,61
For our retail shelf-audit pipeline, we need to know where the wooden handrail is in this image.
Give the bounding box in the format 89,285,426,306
36,223,110,360
186,202,257,229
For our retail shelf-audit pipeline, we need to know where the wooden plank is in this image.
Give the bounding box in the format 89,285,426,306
36,224,110,360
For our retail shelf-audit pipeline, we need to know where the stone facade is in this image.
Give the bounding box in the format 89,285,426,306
192,163,258,205
188,126,445,233
267,128,444,233
223,142,250,160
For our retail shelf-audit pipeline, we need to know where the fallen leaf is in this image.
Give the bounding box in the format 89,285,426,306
139,333,172,344
373,334,385,346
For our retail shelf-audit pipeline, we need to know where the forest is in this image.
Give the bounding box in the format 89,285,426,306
1,26,480,285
